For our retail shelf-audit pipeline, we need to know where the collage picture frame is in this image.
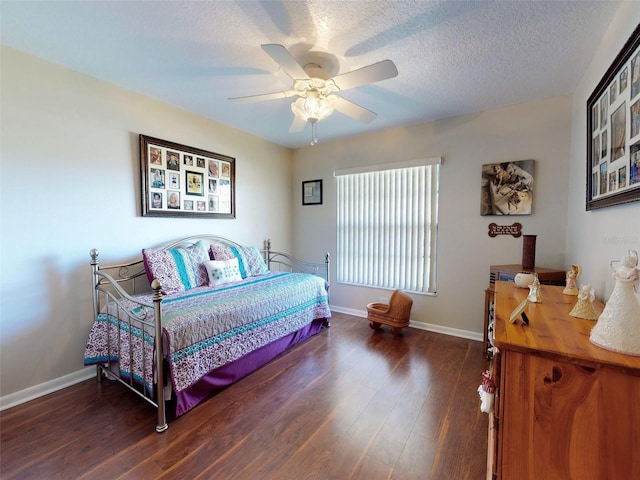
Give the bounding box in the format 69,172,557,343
140,134,235,218
586,23,640,210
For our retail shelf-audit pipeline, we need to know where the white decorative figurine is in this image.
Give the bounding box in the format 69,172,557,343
589,250,640,356
527,274,542,303
569,284,599,320
563,264,581,295
477,370,496,414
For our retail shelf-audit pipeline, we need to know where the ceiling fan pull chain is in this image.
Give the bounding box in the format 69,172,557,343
311,121,318,146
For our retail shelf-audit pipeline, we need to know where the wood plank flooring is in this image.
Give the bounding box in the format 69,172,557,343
0,313,488,479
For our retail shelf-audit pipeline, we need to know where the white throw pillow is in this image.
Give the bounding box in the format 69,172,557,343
204,257,243,286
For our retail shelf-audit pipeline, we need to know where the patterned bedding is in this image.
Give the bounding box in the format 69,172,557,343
84,271,330,396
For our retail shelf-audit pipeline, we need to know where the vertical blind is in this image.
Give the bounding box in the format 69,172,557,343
335,159,440,294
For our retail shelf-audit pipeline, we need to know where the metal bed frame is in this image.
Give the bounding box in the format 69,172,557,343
89,235,329,432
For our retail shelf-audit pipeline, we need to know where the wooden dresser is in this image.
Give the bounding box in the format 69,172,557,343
487,281,640,480
483,265,565,358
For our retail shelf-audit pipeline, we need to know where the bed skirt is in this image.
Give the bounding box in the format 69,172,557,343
175,317,327,416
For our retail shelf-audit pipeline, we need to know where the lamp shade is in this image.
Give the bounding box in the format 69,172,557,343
291,92,335,123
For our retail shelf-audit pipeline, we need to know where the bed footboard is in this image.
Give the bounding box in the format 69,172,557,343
89,249,168,433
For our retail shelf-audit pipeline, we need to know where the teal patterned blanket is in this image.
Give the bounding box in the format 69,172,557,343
84,272,330,395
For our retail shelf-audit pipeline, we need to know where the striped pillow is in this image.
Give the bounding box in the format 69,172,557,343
209,244,268,278
142,241,209,294
241,246,269,276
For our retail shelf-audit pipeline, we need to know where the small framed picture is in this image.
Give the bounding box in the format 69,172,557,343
509,299,530,325
302,179,323,205
167,151,180,171
150,168,165,188
150,191,163,209
167,191,180,209
150,147,162,165
168,172,180,190
186,171,204,196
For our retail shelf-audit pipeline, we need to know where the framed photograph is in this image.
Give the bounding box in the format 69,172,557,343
480,160,535,215
302,179,323,205
140,134,235,218
186,171,204,196
168,172,180,190
509,299,530,325
150,191,163,209
586,23,640,210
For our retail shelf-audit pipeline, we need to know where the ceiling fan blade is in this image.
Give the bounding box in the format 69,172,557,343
289,115,307,133
261,44,310,80
333,96,377,123
332,59,398,91
229,90,297,102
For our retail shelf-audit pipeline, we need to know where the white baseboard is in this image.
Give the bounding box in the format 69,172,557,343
0,367,96,412
2,308,482,411
329,305,483,342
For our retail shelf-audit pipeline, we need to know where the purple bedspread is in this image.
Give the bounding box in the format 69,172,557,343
84,272,331,398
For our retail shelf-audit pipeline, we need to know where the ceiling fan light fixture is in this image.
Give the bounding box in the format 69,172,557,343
291,92,336,146
234,44,398,146
291,92,335,123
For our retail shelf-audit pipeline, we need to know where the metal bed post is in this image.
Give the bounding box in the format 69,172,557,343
324,251,330,289
151,279,168,433
324,251,331,326
265,238,272,270
90,249,102,382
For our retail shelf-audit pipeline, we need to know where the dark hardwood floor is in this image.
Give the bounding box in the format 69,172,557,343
1,313,488,479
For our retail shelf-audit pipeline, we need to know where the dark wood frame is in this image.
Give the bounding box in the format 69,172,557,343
302,179,323,205
140,134,235,218
586,23,640,210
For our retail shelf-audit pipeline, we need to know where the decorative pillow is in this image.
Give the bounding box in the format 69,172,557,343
204,258,243,286
241,246,269,276
142,241,209,294
209,243,268,278
209,244,235,262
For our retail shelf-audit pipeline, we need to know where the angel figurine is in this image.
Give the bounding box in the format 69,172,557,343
590,250,640,355
527,274,542,303
569,284,599,320
563,264,581,295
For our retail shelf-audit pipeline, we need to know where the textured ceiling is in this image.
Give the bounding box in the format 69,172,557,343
1,1,622,149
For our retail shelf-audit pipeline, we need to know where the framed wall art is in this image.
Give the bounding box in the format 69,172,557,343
140,134,235,218
302,179,322,205
586,23,640,210
480,160,535,215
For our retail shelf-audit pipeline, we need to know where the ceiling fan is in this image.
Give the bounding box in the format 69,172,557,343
230,44,398,145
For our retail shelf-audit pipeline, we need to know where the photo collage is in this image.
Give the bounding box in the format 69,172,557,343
590,40,640,200
145,142,233,216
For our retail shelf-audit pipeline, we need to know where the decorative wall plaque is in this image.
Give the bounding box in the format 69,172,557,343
488,222,522,238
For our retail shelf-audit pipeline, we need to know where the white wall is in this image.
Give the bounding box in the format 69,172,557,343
0,47,293,403
292,95,573,336
567,4,640,300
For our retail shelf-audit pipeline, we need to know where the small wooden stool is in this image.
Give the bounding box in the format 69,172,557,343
366,290,413,335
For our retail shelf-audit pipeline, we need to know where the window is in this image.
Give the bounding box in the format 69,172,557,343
335,158,440,294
